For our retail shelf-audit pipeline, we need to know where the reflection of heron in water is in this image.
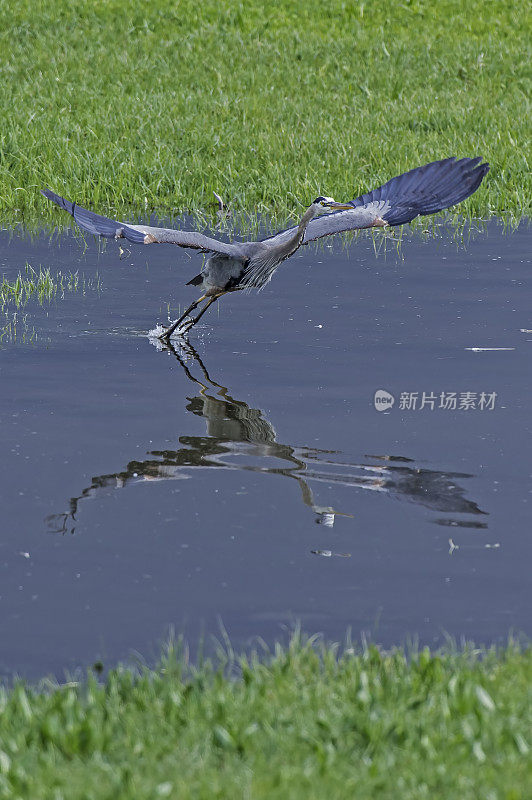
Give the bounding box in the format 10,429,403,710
46,342,487,535
47,341,347,534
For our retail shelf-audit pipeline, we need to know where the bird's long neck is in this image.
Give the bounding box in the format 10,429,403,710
275,204,318,261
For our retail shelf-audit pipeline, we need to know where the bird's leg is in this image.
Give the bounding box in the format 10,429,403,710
157,294,208,340
179,292,224,334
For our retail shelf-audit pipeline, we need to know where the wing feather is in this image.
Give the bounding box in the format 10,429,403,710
42,157,489,256
264,157,489,246
40,190,240,257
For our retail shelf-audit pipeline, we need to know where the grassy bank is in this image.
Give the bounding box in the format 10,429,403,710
0,639,530,799
1,0,529,224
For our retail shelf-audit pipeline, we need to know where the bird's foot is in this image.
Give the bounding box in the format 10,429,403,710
156,322,176,341
176,319,195,336
156,317,192,341
176,314,198,335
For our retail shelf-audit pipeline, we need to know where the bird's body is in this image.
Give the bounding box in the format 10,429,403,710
41,156,489,339
187,199,348,297
188,253,246,296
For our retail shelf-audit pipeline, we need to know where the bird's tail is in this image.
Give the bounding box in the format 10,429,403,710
186,274,204,286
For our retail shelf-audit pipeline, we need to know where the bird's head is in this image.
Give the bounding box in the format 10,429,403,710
311,196,353,213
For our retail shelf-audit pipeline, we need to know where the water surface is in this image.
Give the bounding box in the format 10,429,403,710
0,220,530,677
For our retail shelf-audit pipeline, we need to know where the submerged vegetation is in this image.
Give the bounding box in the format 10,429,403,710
0,311,35,344
0,638,530,799
0,263,101,343
0,0,529,223
0,264,93,309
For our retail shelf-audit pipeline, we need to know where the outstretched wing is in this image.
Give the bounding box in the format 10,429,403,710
266,157,489,246
40,189,241,257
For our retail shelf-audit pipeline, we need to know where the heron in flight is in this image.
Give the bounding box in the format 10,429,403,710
42,156,488,340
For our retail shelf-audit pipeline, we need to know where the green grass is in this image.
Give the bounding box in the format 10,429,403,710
0,263,101,342
0,0,529,225
0,264,87,309
0,637,530,799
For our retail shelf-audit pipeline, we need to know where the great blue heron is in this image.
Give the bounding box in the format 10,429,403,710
41,156,488,339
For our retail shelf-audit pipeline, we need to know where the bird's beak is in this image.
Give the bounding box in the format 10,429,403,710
325,201,353,211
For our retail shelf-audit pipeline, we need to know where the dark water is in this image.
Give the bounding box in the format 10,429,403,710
0,220,530,678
